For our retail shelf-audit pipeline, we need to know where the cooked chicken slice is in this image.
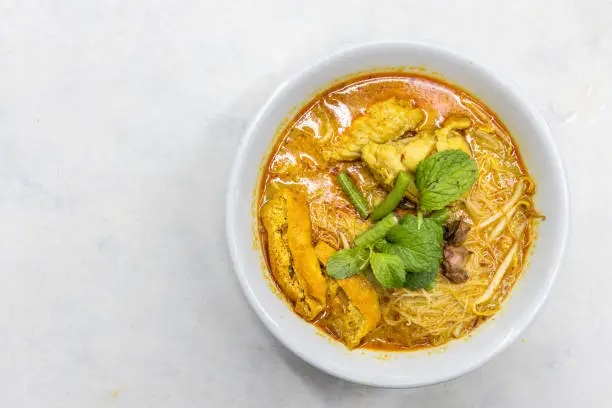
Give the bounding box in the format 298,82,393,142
436,129,472,155
327,98,425,161
361,143,406,187
394,130,437,172
261,189,326,320
361,130,435,201
315,243,381,348
435,116,472,155
362,98,425,144
441,116,472,131
362,130,436,185
361,116,470,187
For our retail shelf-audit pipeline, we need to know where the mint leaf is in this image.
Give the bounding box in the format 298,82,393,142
374,238,439,289
370,252,406,288
325,246,370,279
416,150,478,212
374,239,412,268
404,269,438,290
386,215,443,275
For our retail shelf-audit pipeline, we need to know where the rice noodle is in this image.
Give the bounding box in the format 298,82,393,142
472,128,506,154
489,200,531,241
379,135,536,343
339,232,350,249
478,179,526,228
473,222,528,309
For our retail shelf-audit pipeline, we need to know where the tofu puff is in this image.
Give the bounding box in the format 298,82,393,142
260,189,326,320
314,242,381,349
261,192,381,347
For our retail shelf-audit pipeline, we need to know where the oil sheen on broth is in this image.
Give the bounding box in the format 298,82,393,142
258,73,539,351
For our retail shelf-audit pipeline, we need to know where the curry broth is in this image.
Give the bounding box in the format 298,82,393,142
258,73,534,351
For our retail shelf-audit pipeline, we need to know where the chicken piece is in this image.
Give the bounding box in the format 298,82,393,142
315,243,381,348
327,98,425,161
442,116,472,131
394,130,437,172
261,189,326,320
435,116,472,155
362,130,436,185
361,130,435,202
361,143,406,187
436,130,472,155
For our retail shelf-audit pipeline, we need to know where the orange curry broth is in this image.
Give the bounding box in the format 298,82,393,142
257,73,531,351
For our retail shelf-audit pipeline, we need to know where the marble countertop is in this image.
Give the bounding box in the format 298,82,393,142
1,0,609,406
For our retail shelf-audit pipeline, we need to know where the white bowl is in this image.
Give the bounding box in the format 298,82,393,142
226,42,569,387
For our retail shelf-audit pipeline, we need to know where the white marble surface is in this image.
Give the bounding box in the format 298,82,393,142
0,0,609,406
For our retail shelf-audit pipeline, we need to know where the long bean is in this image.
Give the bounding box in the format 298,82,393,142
337,171,369,218
354,213,398,247
429,208,449,225
370,171,413,221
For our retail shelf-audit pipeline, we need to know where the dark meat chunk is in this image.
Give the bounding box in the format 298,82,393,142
441,245,470,284
397,197,416,210
395,198,417,218
444,218,471,245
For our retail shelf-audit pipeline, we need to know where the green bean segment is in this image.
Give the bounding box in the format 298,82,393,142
371,171,413,221
337,171,369,218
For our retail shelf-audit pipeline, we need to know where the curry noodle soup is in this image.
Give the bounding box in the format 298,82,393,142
257,73,541,351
